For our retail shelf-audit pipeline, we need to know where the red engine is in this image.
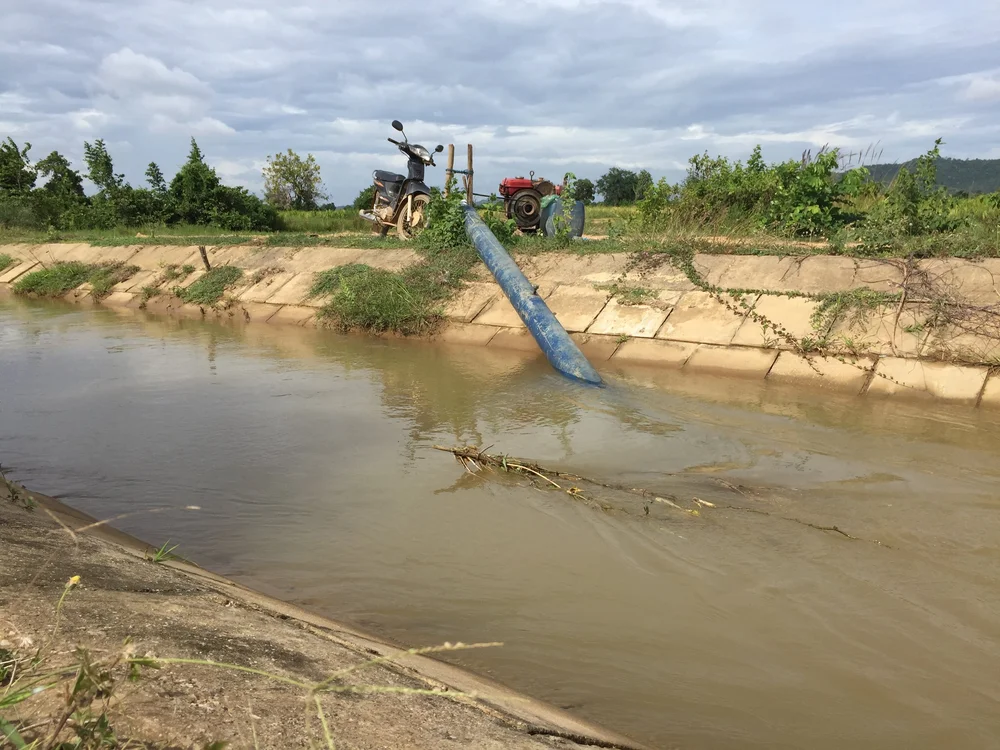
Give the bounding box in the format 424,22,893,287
498,177,562,198
498,174,562,231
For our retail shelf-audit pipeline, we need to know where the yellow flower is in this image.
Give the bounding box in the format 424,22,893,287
68,575,81,587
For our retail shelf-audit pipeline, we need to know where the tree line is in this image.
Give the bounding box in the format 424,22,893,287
0,136,280,231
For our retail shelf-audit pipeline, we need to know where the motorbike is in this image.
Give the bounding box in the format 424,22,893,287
359,120,444,239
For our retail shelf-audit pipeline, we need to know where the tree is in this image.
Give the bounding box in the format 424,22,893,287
0,137,36,195
169,138,221,224
574,177,595,205
83,139,125,195
353,185,376,211
634,169,653,201
262,149,326,210
595,167,639,206
145,162,167,193
35,151,84,202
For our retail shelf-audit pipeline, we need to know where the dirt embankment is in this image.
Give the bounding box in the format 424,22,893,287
0,480,643,750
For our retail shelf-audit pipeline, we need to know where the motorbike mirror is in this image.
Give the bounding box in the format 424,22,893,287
391,120,404,132
435,144,444,153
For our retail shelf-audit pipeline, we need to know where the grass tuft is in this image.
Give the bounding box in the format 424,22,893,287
89,262,141,299
13,261,92,296
11,261,140,299
0,253,15,273
176,266,243,306
146,541,179,563
311,264,433,335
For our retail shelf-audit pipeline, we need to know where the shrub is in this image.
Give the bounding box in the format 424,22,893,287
312,263,433,334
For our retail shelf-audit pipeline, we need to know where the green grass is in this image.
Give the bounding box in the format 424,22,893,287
89,263,140,298
0,253,15,273
176,266,243,306
596,281,657,305
13,261,91,296
309,240,480,335
12,261,140,300
146,540,179,563
279,209,368,233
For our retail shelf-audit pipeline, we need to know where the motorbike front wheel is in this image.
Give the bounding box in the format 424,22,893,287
396,194,430,241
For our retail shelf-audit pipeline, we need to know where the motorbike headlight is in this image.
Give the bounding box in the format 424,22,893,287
412,145,431,161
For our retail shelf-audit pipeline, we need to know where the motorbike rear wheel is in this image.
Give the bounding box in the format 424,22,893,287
396,194,430,240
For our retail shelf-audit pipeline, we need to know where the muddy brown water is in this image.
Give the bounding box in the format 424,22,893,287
2,298,999,750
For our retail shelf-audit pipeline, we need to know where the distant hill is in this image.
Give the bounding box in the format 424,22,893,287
866,157,1000,194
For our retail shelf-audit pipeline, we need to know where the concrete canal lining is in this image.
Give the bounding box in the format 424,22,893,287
2,242,999,406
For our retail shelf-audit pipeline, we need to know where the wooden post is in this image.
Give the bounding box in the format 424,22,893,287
466,144,474,204
444,144,455,197
199,245,211,272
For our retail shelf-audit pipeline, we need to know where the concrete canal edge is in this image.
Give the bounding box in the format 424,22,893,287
1,478,648,749
2,242,999,407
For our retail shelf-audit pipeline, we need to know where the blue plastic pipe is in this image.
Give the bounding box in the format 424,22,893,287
463,204,603,386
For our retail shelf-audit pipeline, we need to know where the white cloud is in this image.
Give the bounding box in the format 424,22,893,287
962,75,1000,102
1,0,999,204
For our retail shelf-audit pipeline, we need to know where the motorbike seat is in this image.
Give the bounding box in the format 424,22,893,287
374,170,405,183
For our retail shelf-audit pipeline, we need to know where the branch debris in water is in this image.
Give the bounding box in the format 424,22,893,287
433,445,889,547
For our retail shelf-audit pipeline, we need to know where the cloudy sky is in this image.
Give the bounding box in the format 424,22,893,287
4,0,1000,205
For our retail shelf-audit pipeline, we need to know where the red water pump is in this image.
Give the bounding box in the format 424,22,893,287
498,172,562,232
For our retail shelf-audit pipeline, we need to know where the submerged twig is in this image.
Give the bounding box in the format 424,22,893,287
432,445,889,547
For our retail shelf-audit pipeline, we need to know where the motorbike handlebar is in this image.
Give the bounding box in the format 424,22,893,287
387,138,400,145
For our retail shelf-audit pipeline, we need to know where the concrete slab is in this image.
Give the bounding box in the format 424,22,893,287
441,282,499,323
173,269,207,290
915,259,1000,306
237,271,297,303
435,322,501,346
979,374,1000,408
268,305,317,326
34,243,87,263
232,302,279,324
352,248,421,271
112,269,159,293
0,260,39,284
866,357,988,402
74,244,141,265
655,290,756,345
732,295,822,349
62,287,92,304
569,332,621,362
768,352,874,391
530,254,629,286
826,304,928,357
128,245,201,269
611,338,698,367
471,285,558,328
263,273,324,306
852,259,904,293
101,291,136,308
278,247,367,273
922,328,1000,365
710,255,798,291
587,298,669,338
488,327,543,352
545,285,609,332
691,254,738,287
473,294,524,328
623,254,697,291
783,256,859,294
685,345,779,377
